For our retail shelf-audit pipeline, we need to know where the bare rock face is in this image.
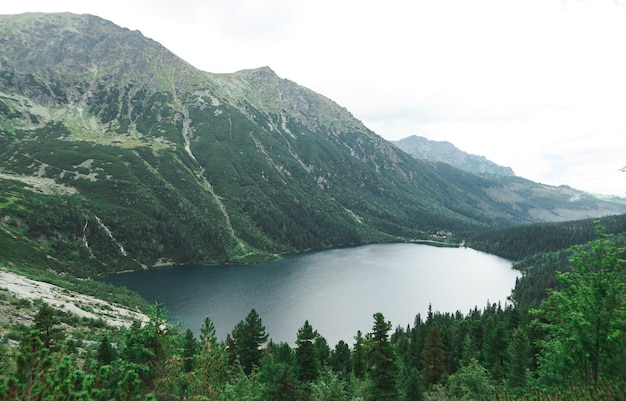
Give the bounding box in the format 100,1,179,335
0,13,201,106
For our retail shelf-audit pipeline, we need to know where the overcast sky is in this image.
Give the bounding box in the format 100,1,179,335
5,0,626,196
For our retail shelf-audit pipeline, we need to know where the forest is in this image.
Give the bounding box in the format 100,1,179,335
0,225,624,400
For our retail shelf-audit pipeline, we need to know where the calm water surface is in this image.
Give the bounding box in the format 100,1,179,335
102,243,519,345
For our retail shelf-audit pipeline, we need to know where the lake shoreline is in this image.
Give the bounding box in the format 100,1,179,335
102,243,519,345
103,239,466,277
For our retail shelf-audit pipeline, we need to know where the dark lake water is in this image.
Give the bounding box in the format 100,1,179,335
102,243,519,345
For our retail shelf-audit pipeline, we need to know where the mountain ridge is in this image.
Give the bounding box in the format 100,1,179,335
1,12,625,275
393,135,515,176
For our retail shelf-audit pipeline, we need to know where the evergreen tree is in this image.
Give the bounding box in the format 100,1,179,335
296,320,320,382
310,368,346,401
271,340,299,368
447,358,495,401
394,329,411,370
181,328,197,373
231,309,268,375
195,316,228,399
33,303,64,351
0,377,18,401
259,345,301,401
329,340,352,379
482,319,508,382
97,335,116,366
116,362,145,401
353,330,367,379
15,329,52,401
225,333,238,366
407,314,424,370
404,367,424,401
505,327,530,390
221,369,268,401
40,355,93,401
420,323,445,387
314,336,331,367
460,333,478,366
367,312,401,401
122,302,181,398
200,315,217,350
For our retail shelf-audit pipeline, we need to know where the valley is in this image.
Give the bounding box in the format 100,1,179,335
0,12,625,401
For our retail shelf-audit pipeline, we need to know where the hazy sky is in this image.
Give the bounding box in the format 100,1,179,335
4,0,626,196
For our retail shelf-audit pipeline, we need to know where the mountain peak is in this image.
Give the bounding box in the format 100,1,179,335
0,12,205,105
393,135,515,176
214,65,363,135
235,66,277,76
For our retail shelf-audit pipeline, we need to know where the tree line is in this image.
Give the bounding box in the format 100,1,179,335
1,225,624,400
467,214,626,260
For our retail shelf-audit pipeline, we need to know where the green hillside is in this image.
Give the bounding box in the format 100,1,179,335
1,12,626,276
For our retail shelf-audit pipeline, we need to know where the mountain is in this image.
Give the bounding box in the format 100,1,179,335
2,12,626,275
393,135,515,176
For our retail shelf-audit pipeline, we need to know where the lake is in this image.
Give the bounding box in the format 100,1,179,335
102,243,519,345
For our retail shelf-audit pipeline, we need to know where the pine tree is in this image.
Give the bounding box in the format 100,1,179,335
404,367,424,401
368,312,401,401
447,358,495,401
231,309,268,375
353,330,367,378
314,336,331,367
226,333,238,366
116,362,144,401
97,335,116,366
122,302,181,398
310,368,345,401
33,303,63,351
296,320,320,382
40,355,93,401
407,314,424,370
420,323,445,387
259,343,300,401
181,329,197,373
460,333,478,366
329,340,352,379
15,329,52,401
221,369,268,401
482,319,508,382
195,316,228,398
505,327,530,390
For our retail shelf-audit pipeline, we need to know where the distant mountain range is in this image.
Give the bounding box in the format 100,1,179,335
1,12,626,275
393,135,515,177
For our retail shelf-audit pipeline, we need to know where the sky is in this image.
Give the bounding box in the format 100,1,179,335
4,0,626,196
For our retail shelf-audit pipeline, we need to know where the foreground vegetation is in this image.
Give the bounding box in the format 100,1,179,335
1,225,624,400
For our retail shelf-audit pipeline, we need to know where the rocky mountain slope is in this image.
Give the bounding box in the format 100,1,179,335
393,135,515,176
0,270,146,328
1,12,625,275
